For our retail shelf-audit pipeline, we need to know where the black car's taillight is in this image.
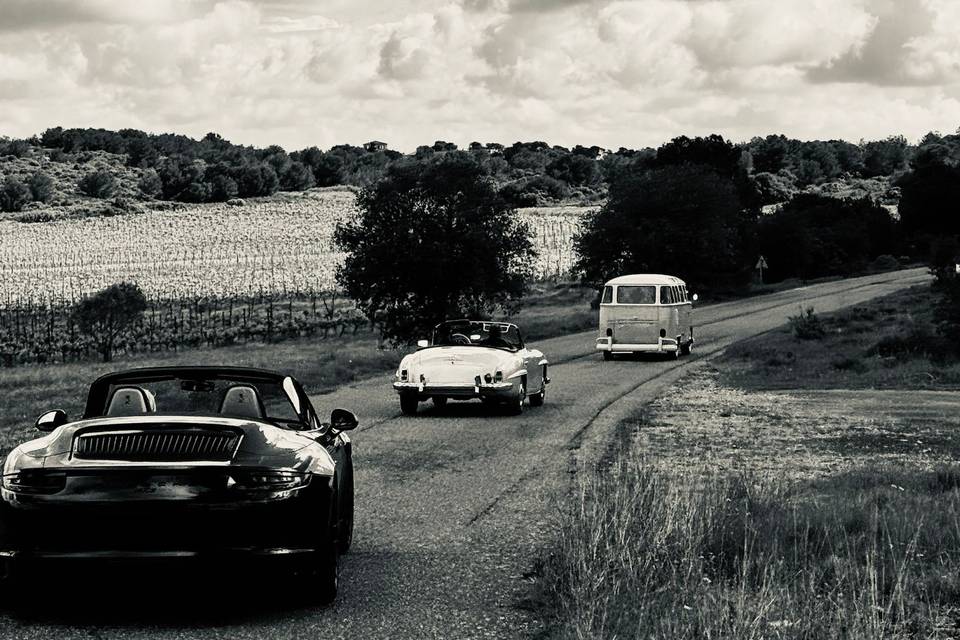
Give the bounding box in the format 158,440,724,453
2,471,66,495
227,471,310,491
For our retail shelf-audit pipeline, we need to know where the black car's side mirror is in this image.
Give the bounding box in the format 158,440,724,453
36,410,68,432
330,408,358,432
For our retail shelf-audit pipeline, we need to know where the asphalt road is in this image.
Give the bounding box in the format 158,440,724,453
0,268,930,639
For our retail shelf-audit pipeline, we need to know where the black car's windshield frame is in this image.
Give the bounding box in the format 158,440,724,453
84,367,314,430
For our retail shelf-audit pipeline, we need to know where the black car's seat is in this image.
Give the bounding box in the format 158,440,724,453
218,385,267,419
105,386,155,416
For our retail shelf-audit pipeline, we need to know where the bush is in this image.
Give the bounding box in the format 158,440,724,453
0,177,32,212
71,282,147,362
868,254,900,272
27,172,54,203
281,161,315,191
138,168,162,197
78,170,117,198
208,174,238,201
788,306,825,340
871,329,936,360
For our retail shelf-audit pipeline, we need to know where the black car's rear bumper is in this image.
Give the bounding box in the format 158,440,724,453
0,478,334,570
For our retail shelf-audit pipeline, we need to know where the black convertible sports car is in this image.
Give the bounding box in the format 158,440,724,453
0,366,357,603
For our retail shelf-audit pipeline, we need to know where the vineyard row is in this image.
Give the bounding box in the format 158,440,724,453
0,292,370,367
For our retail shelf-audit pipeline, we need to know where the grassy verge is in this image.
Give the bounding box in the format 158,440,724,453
534,281,960,639
537,456,960,639
721,283,960,389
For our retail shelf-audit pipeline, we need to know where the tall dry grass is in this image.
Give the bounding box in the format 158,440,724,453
537,455,960,639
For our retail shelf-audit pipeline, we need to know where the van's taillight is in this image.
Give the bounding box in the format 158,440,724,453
606,328,613,337
659,328,667,338
400,369,408,381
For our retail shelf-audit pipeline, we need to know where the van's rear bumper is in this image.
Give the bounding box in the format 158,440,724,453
596,337,680,353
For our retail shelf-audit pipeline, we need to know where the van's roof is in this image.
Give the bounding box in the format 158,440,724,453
604,274,686,286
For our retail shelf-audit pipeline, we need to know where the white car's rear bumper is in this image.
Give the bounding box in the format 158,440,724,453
393,381,514,399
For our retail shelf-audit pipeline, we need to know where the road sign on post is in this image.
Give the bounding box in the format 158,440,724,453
755,255,768,283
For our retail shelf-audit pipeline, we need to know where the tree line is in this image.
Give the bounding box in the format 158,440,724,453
334,130,960,345
0,127,932,212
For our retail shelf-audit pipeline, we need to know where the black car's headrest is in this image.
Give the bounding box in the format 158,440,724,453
218,385,266,419
105,386,155,416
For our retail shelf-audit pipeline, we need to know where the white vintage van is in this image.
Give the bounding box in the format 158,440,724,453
595,274,696,360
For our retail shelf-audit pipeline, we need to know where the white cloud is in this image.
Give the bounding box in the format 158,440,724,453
0,0,957,151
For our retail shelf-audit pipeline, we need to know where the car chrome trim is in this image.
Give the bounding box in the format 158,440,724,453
72,428,242,462
595,341,679,353
8,548,318,560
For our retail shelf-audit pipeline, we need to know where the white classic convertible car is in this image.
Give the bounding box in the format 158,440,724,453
393,320,549,415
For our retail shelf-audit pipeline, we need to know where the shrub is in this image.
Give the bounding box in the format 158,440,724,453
71,282,147,362
27,172,54,203
868,254,900,272
78,170,117,198
282,161,315,191
208,174,238,201
0,177,32,212
831,356,868,372
788,306,825,339
138,168,162,197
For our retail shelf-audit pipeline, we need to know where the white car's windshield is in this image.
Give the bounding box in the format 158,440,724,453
433,321,522,350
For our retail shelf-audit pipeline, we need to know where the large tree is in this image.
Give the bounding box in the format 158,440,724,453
573,163,753,292
757,194,900,282
898,141,960,241
334,152,536,344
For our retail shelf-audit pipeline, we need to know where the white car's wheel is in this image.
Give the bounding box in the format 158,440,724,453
507,382,525,415
400,395,418,416
530,369,546,407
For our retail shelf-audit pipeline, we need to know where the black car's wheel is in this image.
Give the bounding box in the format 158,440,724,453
296,485,340,604
529,368,546,407
602,350,613,361
400,394,418,416
507,382,525,415
312,538,339,604
336,463,354,554
432,396,448,410
0,505,14,595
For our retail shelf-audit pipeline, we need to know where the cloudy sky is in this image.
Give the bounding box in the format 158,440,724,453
1,0,958,151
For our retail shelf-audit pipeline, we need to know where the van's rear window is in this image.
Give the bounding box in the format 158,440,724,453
616,286,656,304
